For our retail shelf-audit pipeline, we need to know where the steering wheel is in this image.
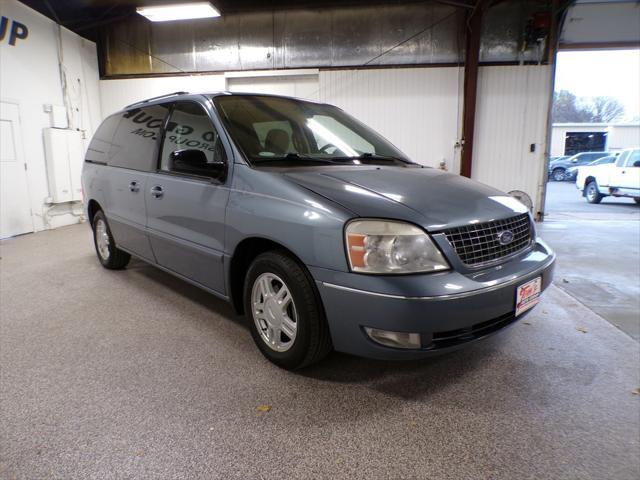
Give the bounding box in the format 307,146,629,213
319,143,340,155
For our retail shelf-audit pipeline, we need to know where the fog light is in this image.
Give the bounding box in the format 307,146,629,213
364,327,421,349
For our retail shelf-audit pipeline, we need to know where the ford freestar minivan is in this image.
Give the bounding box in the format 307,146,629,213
83,92,555,369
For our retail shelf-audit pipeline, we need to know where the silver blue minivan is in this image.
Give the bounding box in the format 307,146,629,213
82,92,555,369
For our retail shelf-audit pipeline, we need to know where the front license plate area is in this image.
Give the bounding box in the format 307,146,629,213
515,277,542,317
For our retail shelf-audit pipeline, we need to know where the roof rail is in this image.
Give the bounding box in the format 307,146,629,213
125,91,189,109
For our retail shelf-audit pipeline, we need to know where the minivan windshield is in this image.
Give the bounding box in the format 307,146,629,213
212,94,412,166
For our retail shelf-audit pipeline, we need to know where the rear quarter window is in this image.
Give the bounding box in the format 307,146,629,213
109,104,170,171
85,115,120,164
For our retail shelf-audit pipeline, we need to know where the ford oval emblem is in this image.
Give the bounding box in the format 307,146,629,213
497,230,514,245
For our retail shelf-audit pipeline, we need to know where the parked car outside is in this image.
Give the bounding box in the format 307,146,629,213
82,92,555,369
565,155,617,181
548,151,611,182
549,155,570,164
576,148,640,204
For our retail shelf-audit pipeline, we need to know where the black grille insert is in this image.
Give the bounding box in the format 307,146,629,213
442,213,532,266
428,312,517,350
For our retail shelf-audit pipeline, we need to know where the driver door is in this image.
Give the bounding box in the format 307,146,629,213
615,149,640,196
145,100,230,295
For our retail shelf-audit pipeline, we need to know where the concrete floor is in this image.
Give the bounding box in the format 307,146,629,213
542,182,640,340
544,179,638,217
1,222,639,479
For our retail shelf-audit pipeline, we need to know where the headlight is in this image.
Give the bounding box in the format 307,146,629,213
345,220,449,274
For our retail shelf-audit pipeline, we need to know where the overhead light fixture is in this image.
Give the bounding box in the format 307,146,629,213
136,2,220,22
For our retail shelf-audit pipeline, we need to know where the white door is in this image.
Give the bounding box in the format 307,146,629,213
617,149,640,196
1,102,33,238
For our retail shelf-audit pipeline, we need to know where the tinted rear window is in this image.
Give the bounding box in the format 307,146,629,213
85,115,120,164
109,104,170,171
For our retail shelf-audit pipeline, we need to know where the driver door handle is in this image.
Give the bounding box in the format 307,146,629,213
150,185,164,198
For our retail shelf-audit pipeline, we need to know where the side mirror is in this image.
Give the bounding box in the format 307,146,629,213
571,159,578,163
633,160,640,167
169,149,225,179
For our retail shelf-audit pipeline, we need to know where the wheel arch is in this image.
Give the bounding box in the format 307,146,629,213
87,199,102,226
228,237,309,315
584,175,597,191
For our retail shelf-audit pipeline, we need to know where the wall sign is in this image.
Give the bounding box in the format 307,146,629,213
0,16,29,46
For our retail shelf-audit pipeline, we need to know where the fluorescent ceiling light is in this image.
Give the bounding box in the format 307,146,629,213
136,2,220,22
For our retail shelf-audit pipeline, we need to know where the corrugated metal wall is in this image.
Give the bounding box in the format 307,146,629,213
472,65,551,216
101,1,550,76
319,67,462,172
608,125,640,151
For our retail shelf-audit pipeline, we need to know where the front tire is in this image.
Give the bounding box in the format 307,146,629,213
634,198,640,205
243,251,332,369
585,181,604,204
551,168,566,182
92,210,131,269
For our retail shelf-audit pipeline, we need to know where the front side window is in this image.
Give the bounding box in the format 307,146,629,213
616,151,629,167
160,101,226,178
213,95,411,167
625,150,640,167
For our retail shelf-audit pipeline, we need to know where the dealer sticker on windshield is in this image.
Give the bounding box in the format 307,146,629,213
515,277,542,317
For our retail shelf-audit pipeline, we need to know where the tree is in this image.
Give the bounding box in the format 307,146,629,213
589,96,625,123
552,90,626,123
552,90,592,123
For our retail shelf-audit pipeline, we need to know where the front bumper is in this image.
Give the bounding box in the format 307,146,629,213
565,170,578,181
311,239,555,360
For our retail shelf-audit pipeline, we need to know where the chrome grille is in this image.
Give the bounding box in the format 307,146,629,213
442,214,532,267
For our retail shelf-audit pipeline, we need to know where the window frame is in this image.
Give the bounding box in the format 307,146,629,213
156,99,230,184
625,150,640,168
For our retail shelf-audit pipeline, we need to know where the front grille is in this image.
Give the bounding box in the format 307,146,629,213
442,213,532,267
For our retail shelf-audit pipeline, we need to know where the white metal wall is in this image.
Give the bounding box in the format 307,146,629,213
608,125,640,151
318,67,463,171
227,73,319,100
99,74,226,116
472,65,551,216
0,0,101,232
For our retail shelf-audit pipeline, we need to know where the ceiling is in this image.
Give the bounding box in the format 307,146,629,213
21,0,445,40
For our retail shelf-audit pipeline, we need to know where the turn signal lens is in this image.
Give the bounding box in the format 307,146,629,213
345,220,449,274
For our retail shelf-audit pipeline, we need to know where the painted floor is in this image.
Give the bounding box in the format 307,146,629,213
1,222,639,479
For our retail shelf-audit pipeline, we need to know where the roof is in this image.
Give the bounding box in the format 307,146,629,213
120,91,325,114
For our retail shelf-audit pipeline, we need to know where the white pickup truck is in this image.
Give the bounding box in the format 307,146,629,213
576,148,640,204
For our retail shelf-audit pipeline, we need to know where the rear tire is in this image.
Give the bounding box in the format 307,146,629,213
551,168,566,182
585,181,604,204
243,250,332,369
92,210,131,269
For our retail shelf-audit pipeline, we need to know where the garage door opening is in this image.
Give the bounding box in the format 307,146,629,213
544,48,640,218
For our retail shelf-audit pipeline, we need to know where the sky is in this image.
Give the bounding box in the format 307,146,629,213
554,49,640,121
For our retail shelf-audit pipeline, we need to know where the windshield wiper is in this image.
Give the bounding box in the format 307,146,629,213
251,153,337,165
328,153,412,165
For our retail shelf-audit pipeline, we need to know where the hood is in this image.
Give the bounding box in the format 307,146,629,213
549,159,570,169
283,166,528,231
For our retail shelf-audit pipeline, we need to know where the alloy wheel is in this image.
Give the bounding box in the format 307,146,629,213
251,273,298,352
95,219,110,260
